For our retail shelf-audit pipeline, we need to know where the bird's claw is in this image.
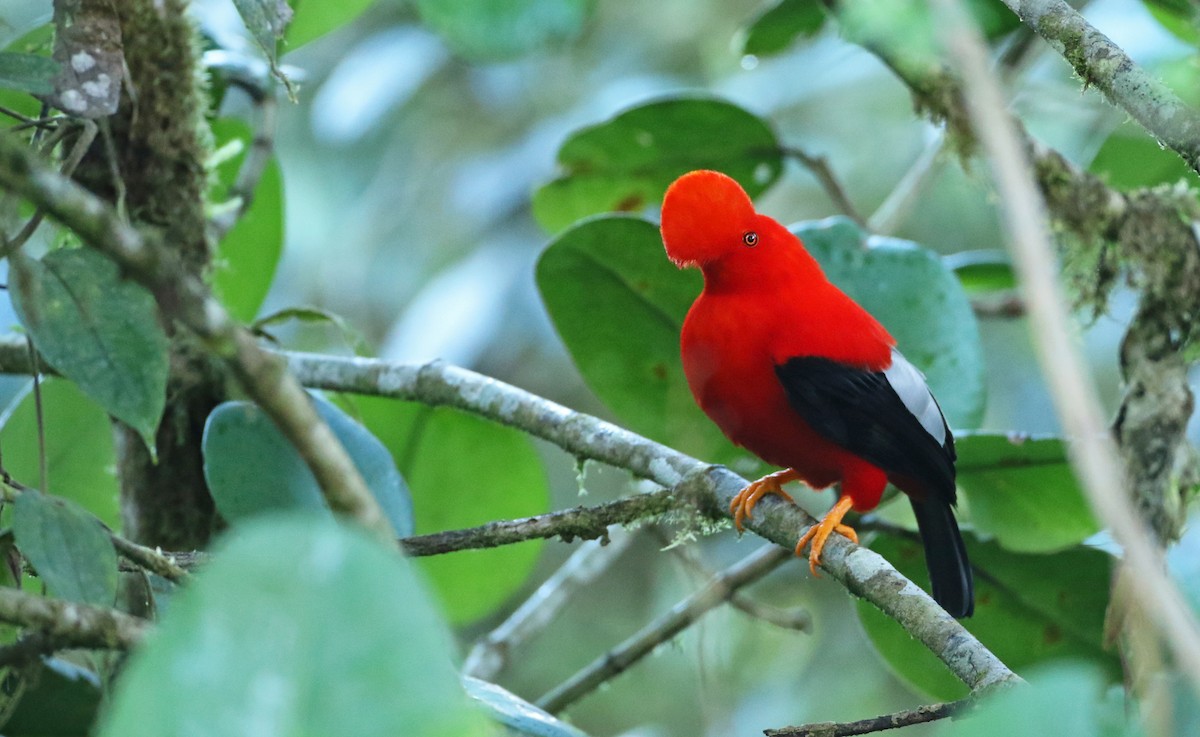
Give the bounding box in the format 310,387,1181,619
794,494,858,577
729,469,800,532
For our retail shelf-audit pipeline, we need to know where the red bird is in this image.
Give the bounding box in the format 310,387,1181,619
660,170,973,618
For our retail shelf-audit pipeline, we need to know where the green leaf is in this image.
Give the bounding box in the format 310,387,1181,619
210,117,284,324
97,514,491,737
945,662,1140,737
536,216,750,469
957,432,1098,553
1089,121,1197,190
738,0,827,57
1,657,102,737
232,0,292,62
464,676,589,737
793,217,986,429
858,536,1120,699
12,492,117,607
0,51,56,94
9,249,168,450
285,0,374,49
533,97,783,233
416,0,591,60
942,250,1015,294
202,395,413,536
0,378,119,528
357,397,548,624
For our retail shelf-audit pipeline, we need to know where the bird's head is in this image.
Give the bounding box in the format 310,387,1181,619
661,170,759,269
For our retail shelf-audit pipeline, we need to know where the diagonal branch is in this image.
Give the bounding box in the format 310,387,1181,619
284,351,1020,694
536,543,793,714
0,132,394,542
996,0,1200,176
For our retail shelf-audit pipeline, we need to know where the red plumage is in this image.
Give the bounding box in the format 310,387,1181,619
661,170,973,617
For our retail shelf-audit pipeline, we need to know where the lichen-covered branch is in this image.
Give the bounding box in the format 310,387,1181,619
400,489,676,556
0,587,147,651
0,133,393,543
285,351,1019,693
997,0,1200,176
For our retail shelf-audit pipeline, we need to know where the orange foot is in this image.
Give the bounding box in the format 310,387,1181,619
795,494,859,577
729,468,801,532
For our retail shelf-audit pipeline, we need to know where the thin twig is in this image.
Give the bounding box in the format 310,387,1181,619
0,133,394,543
932,0,1200,696
464,528,638,681
536,543,793,713
210,90,278,241
401,489,675,556
655,526,812,633
764,697,973,737
109,534,189,584
782,147,867,228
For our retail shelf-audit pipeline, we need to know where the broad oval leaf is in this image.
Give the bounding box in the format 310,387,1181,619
210,118,284,324
202,395,413,536
12,492,117,607
416,0,591,61
97,514,490,737
536,216,752,471
0,378,119,528
738,0,827,57
357,397,549,623
957,432,1098,553
464,676,589,737
858,535,1120,699
794,217,986,429
9,249,168,449
533,97,783,233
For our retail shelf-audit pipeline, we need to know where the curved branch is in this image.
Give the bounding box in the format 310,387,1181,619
285,351,1020,693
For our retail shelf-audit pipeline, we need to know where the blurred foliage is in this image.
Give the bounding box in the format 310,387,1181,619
0,0,1199,735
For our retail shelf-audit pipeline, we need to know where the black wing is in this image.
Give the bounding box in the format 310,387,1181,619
774,352,955,501
775,352,973,618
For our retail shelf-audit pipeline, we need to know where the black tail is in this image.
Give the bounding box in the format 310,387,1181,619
909,497,974,618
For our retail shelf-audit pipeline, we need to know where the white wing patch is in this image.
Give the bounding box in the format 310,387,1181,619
883,349,946,446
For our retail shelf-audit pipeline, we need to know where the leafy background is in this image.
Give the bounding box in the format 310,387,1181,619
0,0,1198,735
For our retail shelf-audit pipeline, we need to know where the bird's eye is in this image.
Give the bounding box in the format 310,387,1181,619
743,231,759,247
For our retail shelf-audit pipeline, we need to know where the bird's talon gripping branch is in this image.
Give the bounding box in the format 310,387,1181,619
794,494,857,577
729,468,800,532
